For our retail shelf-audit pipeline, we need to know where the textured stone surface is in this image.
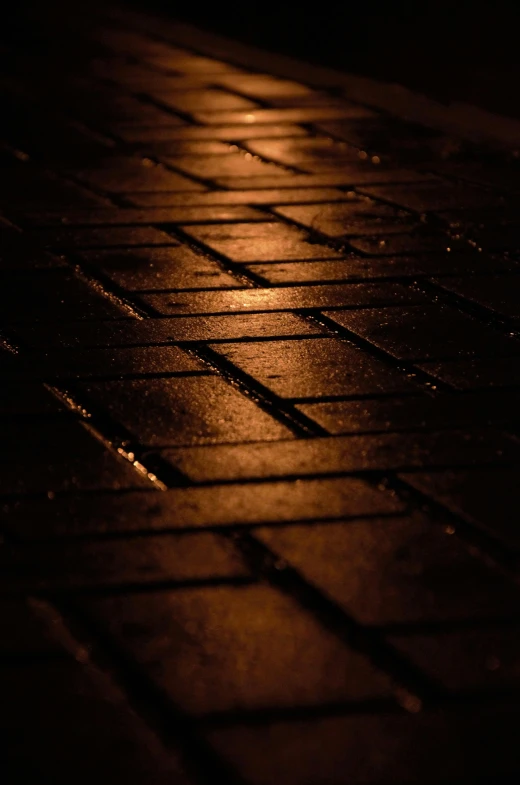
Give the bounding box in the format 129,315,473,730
273,199,417,237
210,337,415,397
3,4,520,783
13,313,325,348
245,253,510,284
400,467,520,550
68,157,205,193
256,516,520,624
4,478,404,539
418,355,520,389
12,345,205,380
0,532,249,591
79,376,292,445
84,584,392,715
389,626,520,691
296,389,520,433
433,274,520,319
81,246,243,291
162,428,520,482
182,220,343,262
325,305,520,360
143,282,424,315
358,181,506,212
207,706,520,785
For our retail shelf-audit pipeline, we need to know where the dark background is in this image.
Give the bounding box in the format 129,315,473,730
138,1,520,119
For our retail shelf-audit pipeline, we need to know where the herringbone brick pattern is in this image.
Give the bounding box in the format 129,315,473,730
2,3,520,783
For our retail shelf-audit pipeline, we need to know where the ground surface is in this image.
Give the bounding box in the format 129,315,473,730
1,3,520,784
151,1,520,121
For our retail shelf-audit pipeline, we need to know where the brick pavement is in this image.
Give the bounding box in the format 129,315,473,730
1,3,520,783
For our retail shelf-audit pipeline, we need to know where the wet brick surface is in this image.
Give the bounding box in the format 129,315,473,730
2,2,520,783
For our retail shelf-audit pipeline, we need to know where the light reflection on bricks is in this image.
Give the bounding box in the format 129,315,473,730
2,3,520,784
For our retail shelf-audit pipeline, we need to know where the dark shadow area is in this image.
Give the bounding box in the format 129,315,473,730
136,1,520,120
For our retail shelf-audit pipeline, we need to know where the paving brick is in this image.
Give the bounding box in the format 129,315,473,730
81,246,243,291
67,94,179,127
163,428,519,483
179,221,292,241
245,136,362,167
430,162,520,194
116,123,308,142
210,337,414,397
79,376,292,446
13,312,324,349
347,233,458,256
182,220,342,261
273,200,416,238
358,181,506,212
5,5,520,780
124,187,347,207
389,626,520,692
433,274,520,319
152,139,252,156
0,270,130,322
0,421,153,494
211,73,315,98
268,94,357,109
152,87,258,113
194,105,376,125
12,345,205,380
440,205,520,229
296,389,520,434
4,478,404,540
255,515,520,625
69,157,205,192
83,584,392,717
418,356,520,389
142,53,241,74
25,205,266,227
325,304,520,360
400,467,520,551
167,152,289,179
1,660,191,785
143,282,424,316
316,116,445,158
257,137,431,174
1,532,248,592
36,225,177,248
92,27,177,56
214,169,434,190
96,71,208,91
207,705,520,785
248,252,510,284
111,123,191,143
